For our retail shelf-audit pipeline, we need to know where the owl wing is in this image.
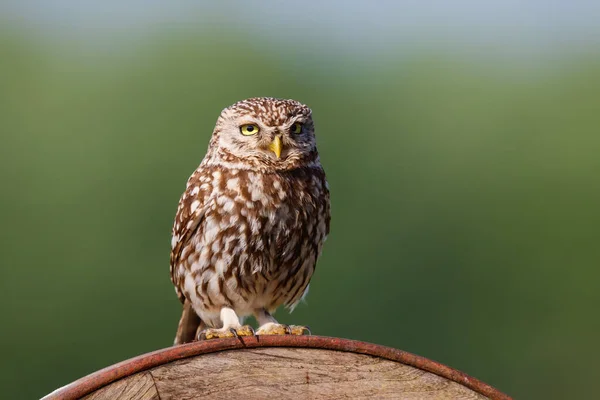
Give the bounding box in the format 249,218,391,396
170,169,208,303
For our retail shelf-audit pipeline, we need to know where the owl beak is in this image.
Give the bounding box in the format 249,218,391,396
268,136,282,159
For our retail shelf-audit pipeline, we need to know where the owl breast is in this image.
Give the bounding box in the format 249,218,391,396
180,165,330,326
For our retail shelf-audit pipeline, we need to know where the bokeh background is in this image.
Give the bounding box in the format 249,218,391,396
2,1,599,399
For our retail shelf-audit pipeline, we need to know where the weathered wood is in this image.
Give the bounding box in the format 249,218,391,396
151,347,487,399
82,372,158,400
43,336,511,400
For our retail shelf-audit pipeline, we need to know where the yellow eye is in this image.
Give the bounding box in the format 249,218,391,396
240,124,259,136
291,122,303,134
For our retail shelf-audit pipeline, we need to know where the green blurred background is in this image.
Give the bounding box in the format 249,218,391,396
1,2,599,399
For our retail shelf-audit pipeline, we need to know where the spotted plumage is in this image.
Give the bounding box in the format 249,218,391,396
170,97,330,344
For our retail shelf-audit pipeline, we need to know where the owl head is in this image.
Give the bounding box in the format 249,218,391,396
205,97,318,170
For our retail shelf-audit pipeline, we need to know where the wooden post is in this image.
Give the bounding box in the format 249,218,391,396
43,336,511,399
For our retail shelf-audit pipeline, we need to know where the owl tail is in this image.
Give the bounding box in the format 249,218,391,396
174,299,202,345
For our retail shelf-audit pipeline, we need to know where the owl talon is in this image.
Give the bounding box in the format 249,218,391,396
197,325,256,340
235,325,256,337
299,325,312,335
288,325,311,335
256,323,311,336
197,328,233,340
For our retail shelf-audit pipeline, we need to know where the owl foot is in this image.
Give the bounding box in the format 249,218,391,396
255,323,311,336
197,325,256,340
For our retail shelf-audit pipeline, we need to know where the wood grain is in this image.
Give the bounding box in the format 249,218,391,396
82,372,158,400
148,348,487,399
43,336,510,400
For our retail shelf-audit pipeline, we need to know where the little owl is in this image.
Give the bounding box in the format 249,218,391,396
170,97,331,344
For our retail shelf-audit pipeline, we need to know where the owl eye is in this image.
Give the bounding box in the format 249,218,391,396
291,122,303,134
240,124,259,136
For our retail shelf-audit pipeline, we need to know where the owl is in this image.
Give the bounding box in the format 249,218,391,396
170,97,331,344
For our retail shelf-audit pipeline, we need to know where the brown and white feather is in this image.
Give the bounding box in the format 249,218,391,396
170,98,330,342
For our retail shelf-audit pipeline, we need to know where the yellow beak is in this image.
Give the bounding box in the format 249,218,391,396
268,135,282,159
